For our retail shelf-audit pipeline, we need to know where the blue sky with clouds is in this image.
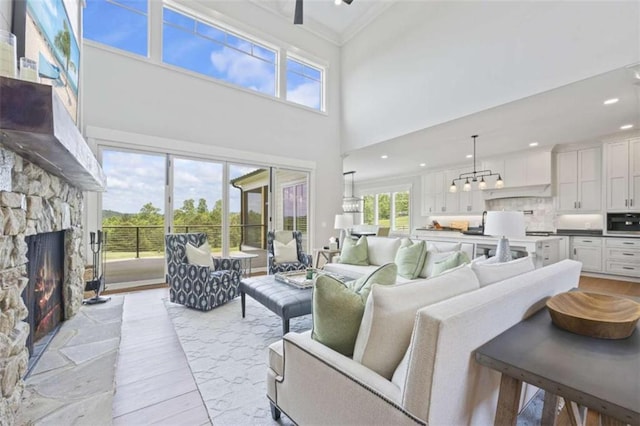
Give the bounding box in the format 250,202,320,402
102,151,258,215
84,0,321,108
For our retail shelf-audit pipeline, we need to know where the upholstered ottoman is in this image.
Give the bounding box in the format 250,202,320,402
239,275,312,334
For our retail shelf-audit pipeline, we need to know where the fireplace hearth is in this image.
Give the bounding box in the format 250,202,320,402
22,231,65,355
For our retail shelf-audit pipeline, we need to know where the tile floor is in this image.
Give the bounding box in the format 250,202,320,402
112,288,211,425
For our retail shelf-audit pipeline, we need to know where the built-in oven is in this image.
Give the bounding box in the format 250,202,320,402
606,213,640,235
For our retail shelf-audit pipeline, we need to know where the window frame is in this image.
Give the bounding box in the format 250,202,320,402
161,5,279,97
82,0,328,114
285,54,325,112
83,0,150,58
360,186,411,234
282,181,308,232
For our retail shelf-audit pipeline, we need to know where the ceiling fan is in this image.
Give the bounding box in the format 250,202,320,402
294,0,354,25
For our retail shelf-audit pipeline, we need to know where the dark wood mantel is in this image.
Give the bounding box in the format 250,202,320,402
0,77,106,191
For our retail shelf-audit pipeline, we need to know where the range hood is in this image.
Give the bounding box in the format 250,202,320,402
0,77,106,191
482,184,552,200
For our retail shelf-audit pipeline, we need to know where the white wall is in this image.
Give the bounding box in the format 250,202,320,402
82,1,343,248
341,1,640,153
0,0,11,32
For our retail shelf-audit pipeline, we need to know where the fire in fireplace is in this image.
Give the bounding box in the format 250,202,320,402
22,231,65,354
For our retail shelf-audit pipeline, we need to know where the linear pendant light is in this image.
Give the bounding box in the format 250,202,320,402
449,135,504,193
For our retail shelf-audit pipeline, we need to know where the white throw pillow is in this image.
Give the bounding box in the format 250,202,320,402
352,265,480,380
273,239,298,263
185,241,214,268
366,236,402,266
471,255,535,287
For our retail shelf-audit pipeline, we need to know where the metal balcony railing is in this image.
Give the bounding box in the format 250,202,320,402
101,224,267,258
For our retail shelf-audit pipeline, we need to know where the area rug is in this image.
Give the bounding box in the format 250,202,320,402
164,297,308,425
164,297,544,425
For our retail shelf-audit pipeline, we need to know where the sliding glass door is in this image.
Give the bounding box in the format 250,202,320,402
101,149,167,286
229,164,269,271
273,169,310,253
100,148,311,284
171,157,224,256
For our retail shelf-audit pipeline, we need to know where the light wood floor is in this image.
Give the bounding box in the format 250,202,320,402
110,275,637,424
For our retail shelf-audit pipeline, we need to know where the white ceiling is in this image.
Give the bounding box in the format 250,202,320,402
344,66,640,182
249,0,395,44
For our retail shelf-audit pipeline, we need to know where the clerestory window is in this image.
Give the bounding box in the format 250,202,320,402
83,2,326,111
286,57,323,110
162,7,277,96
84,0,148,57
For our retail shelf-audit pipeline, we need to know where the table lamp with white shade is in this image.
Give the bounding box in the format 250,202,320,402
334,214,353,250
483,211,526,262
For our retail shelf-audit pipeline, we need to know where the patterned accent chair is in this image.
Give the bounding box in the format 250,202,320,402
165,233,242,311
267,231,312,275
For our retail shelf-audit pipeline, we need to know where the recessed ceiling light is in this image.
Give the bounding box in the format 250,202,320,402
419,163,426,167
529,142,539,147
381,154,388,159
334,0,342,5
603,98,619,105
465,154,473,159
620,124,634,130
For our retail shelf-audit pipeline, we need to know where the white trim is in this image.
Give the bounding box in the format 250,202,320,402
339,1,399,45
359,183,412,197
85,126,316,171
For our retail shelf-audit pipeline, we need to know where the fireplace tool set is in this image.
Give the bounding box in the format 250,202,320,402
83,230,110,305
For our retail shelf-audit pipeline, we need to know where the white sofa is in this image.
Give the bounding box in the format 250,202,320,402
266,259,582,425
324,236,475,283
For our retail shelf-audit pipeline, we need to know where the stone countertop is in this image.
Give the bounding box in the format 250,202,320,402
413,229,562,243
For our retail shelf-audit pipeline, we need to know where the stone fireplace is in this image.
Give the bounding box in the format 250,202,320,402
0,75,105,424
0,148,86,422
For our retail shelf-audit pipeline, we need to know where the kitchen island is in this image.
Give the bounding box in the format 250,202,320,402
412,229,564,267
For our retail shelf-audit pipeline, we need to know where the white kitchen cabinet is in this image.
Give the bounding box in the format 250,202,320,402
539,239,560,266
444,169,460,213
556,147,601,212
570,237,603,272
557,236,570,261
459,189,484,213
605,138,640,211
604,238,640,277
422,171,446,215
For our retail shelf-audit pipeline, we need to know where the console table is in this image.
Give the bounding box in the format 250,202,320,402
475,296,640,426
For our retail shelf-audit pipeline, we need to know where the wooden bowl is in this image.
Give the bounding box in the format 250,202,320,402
546,292,640,339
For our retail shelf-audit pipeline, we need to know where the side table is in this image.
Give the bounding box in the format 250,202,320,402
229,252,259,278
313,248,340,269
475,299,639,426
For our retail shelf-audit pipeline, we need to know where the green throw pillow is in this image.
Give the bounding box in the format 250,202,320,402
312,263,397,356
394,239,427,279
349,263,398,301
339,236,369,266
431,251,471,277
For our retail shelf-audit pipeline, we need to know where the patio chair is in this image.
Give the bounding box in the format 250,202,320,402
165,233,242,311
267,231,312,275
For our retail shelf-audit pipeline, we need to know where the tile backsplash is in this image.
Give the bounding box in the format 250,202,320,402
486,197,555,231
